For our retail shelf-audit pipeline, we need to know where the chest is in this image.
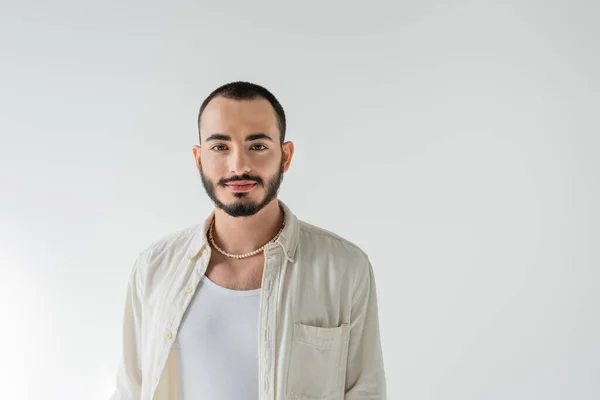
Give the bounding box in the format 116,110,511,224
204,255,265,290
149,250,355,400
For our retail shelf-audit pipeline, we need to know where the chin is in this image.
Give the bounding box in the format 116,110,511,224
220,191,257,203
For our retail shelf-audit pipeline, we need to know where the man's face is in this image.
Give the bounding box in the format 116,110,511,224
193,96,293,217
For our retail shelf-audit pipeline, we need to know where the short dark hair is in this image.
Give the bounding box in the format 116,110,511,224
197,81,286,144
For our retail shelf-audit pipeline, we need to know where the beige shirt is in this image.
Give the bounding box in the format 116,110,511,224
110,200,387,400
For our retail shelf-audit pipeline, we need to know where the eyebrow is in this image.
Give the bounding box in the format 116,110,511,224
205,133,274,142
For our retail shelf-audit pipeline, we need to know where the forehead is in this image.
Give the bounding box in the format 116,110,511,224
200,96,278,138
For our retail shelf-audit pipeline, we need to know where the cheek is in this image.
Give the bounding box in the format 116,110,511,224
255,154,280,169
200,156,224,175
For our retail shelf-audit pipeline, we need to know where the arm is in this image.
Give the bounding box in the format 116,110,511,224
110,254,145,400
345,256,387,399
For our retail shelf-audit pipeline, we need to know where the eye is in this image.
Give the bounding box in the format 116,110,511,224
251,144,268,151
211,144,228,151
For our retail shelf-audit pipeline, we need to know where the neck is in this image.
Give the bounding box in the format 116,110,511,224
211,199,284,255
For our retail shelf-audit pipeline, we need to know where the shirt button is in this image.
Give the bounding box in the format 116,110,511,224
202,249,208,257
153,376,159,384
185,286,193,293
165,331,173,340
287,251,293,258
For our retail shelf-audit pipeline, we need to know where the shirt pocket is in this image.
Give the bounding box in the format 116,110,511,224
285,322,350,400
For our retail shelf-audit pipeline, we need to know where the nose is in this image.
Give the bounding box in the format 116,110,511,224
228,148,251,174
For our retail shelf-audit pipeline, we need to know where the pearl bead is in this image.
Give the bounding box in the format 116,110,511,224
208,219,285,259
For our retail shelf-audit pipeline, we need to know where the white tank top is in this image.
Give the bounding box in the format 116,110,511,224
174,275,261,400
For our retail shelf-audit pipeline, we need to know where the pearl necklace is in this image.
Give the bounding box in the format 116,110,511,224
208,218,285,259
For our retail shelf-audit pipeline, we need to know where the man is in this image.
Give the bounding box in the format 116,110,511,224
110,81,387,399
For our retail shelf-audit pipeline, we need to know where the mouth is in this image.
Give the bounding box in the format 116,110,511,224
224,181,258,192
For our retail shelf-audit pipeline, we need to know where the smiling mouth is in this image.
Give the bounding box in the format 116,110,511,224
224,182,258,192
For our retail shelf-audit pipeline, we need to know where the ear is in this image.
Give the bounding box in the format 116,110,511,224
192,145,202,173
281,141,295,173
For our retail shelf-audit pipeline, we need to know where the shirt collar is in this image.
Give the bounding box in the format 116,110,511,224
186,199,299,262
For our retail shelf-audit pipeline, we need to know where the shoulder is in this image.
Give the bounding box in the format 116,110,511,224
296,219,374,293
131,224,202,285
298,219,370,264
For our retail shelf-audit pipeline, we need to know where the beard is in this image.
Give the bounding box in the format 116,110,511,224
200,159,284,217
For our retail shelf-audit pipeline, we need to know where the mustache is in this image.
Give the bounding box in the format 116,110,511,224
219,174,264,186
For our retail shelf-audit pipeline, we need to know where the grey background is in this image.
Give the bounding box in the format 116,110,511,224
0,1,598,399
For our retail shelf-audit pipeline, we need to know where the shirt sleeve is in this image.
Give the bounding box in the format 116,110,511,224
344,255,387,399
109,252,146,400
